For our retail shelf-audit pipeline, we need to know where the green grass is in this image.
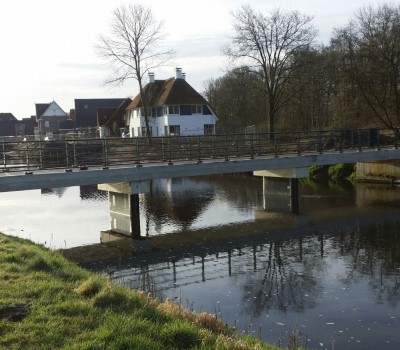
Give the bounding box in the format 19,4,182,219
0,233,285,350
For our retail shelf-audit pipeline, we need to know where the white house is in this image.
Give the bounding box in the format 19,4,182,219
126,68,218,137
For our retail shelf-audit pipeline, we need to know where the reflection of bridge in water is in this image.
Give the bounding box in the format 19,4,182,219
60,200,400,310
61,180,400,266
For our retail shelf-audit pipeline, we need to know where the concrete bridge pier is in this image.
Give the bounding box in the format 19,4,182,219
97,181,150,238
254,168,308,214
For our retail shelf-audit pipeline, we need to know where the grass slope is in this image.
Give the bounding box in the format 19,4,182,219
0,233,283,350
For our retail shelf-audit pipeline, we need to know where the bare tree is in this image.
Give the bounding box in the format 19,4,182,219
331,4,400,133
224,5,317,134
97,3,175,139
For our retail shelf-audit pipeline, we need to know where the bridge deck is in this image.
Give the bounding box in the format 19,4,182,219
1,148,400,193
1,129,399,192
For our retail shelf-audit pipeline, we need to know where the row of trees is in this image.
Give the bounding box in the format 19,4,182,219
97,3,400,135
205,3,400,134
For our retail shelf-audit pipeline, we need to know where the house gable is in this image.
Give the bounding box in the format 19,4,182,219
35,103,50,121
40,101,68,119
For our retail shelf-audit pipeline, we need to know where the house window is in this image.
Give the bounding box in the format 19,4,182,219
45,121,49,128
141,126,152,137
191,105,202,114
157,107,164,117
137,108,152,117
204,124,214,135
168,105,180,115
165,125,180,136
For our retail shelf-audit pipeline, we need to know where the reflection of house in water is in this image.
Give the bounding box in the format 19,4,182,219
41,187,66,197
40,186,107,200
144,177,216,231
98,177,216,238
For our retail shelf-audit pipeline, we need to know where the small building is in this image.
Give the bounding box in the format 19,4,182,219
126,68,218,137
16,116,37,136
97,98,132,137
0,113,18,136
35,101,68,135
74,98,127,128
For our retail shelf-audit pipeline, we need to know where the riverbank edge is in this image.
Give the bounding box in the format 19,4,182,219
0,232,283,350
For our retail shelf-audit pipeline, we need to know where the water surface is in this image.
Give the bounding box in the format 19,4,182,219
0,176,399,349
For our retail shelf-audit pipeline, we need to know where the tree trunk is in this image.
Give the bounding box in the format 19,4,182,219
139,83,152,143
268,96,275,139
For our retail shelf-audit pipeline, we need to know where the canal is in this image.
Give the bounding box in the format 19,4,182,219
0,175,399,349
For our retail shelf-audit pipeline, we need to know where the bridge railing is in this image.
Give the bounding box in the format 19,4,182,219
1,129,398,173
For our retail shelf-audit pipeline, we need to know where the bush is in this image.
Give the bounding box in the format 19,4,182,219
328,163,355,179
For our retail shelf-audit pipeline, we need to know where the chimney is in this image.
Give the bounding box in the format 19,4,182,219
181,72,186,81
149,72,155,83
175,67,183,79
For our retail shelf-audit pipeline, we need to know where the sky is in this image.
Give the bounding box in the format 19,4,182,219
0,0,396,119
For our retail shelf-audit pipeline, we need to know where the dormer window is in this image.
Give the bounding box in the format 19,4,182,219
168,105,180,115
191,105,202,114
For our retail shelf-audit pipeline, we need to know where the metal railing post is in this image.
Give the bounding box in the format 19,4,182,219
65,140,70,170
376,129,381,150
358,130,362,152
39,140,44,169
73,140,78,167
274,134,279,157
135,137,141,167
162,137,166,161
167,137,173,165
25,143,32,174
102,138,109,169
338,131,343,153
224,134,229,161
2,140,6,171
297,134,301,156
196,135,202,164
250,133,254,159
316,131,322,154
212,135,216,159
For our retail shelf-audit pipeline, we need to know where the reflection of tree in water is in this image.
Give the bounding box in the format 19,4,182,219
236,237,326,317
142,178,215,230
331,221,400,307
202,174,263,212
142,175,263,230
79,185,108,201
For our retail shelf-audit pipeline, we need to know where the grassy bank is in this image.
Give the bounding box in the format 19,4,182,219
0,233,284,350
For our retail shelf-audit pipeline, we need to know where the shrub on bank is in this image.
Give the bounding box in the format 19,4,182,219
307,164,355,182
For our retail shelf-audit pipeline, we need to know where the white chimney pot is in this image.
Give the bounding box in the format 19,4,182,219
175,67,183,79
149,72,155,83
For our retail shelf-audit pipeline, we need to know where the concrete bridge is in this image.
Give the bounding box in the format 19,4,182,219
2,128,400,237
1,129,399,193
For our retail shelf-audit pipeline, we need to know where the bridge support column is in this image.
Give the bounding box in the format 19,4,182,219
254,168,307,214
97,181,150,238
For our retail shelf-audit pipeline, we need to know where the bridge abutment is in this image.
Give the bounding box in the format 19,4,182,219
254,168,308,214
98,181,150,238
